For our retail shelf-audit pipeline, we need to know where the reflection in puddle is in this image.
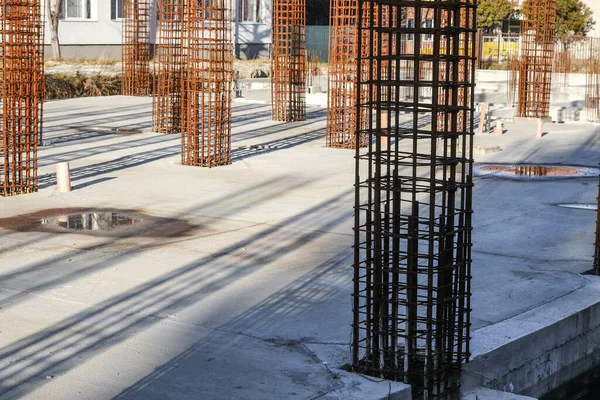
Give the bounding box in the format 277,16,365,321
39,212,142,231
474,164,600,179
0,208,198,238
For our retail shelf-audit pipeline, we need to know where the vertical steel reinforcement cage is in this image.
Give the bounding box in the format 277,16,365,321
181,0,234,167
122,0,152,96
0,0,44,197
595,177,600,275
585,38,600,123
271,0,307,121
352,0,476,398
153,0,187,133
517,0,556,118
327,0,368,148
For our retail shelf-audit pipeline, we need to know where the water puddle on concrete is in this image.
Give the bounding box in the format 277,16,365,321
38,212,143,231
0,208,199,238
474,164,600,180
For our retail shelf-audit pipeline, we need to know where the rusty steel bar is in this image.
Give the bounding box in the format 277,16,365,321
475,28,484,69
553,50,570,90
437,4,472,133
585,38,600,123
518,0,556,118
306,50,321,88
556,35,593,70
122,0,151,96
507,51,519,106
353,0,476,398
271,0,306,121
326,0,368,148
595,176,600,275
153,0,186,133
181,0,233,167
0,0,44,197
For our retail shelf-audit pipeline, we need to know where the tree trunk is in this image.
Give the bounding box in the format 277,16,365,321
48,0,62,59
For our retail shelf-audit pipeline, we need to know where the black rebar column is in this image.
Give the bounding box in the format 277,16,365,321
352,1,476,398
594,176,600,275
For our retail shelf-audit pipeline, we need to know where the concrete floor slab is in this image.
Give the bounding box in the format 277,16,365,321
0,96,599,399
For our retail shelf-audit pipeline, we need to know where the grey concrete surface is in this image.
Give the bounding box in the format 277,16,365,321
463,387,537,400
0,96,599,399
463,279,600,397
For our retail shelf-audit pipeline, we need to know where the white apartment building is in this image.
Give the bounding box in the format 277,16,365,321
43,0,272,60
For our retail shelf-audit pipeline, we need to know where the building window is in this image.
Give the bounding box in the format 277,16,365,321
238,0,261,23
111,0,123,20
60,0,92,20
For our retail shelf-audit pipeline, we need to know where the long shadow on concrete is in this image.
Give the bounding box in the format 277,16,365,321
115,250,353,400
0,176,309,292
39,103,325,169
232,129,324,161
37,125,326,189
42,103,151,125
39,133,178,167
0,189,353,399
38,144,181,189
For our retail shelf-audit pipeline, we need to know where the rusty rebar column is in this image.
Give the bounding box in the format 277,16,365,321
181,0,233,167
585,38,600,123
507,52,520,106
437,3,472,133
271,0,306,121
352,1,476,398
153,0,186,133
122,0,151,96
326,0,367,148
595,177,600,275
0,0,44,197
517,0,556,118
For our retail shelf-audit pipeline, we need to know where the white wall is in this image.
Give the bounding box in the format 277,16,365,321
43,0,272,47
43,0,123,46
235,0,272,45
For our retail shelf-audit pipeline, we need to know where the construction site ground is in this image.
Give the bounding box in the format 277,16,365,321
0,96,599,399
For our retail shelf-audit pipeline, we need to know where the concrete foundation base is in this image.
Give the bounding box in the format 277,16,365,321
1,96,598,399
463,387,537,400
462,279,600,398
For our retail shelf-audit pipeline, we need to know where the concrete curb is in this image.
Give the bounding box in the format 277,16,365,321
463,277,600,398
463,387,537,400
